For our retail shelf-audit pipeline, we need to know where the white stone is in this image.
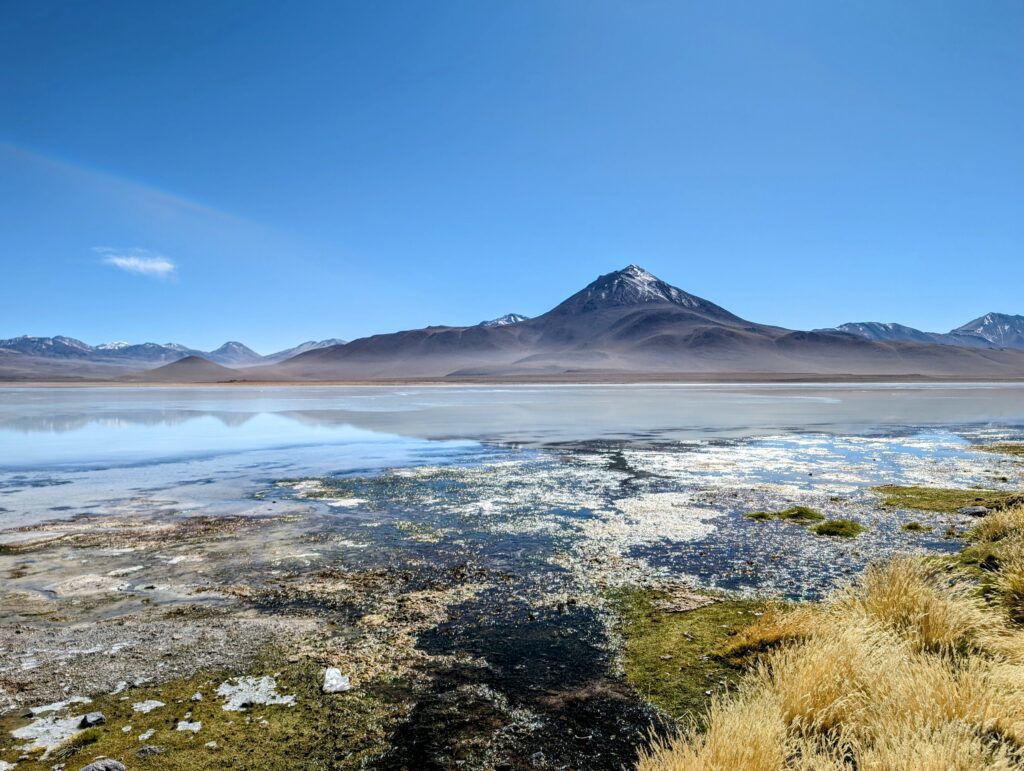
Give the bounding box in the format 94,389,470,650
176,720,201,733
28,696,91,716
322,668,351,693
216,676,295,712
10,714,84,757
132,700,165,714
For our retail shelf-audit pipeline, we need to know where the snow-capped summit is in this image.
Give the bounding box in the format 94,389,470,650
832,322,940,345
953,313,1024,349
0,335,94,357
479,313,529,327
824,313,1024,351
546,264,740,320
96,341,132,351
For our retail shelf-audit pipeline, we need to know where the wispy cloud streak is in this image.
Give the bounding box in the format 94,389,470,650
95,247,176,278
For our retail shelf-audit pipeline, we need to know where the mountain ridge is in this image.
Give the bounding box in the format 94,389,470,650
0,336,348,370
261,266,1024,381
826,313,1024,351
4,266,1024,381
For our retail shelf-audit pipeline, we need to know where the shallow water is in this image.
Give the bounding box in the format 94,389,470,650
3,384,1024,597
5,383,1024,454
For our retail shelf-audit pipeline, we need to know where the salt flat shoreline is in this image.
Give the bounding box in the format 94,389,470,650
7,373,1024,388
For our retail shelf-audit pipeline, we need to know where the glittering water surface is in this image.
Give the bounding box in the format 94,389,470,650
3,384,1024,599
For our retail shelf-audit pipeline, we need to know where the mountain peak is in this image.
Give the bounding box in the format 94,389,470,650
212,341,257,353
545,264,739,320
620,263,653,277
479,313,529,327
205,341,263,366
0,335,94,357
953,313,1024,348
832,322,940,344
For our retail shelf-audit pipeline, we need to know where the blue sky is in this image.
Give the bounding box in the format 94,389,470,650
1,1,1022,353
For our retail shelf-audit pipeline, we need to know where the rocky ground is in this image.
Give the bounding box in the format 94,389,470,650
0,504,665,770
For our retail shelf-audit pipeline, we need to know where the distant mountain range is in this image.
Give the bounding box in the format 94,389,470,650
822,313,1024,351
0,335,346,375
3,266,1024,381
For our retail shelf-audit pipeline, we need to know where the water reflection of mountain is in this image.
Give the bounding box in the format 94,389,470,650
2,387,1024,443
0,410,257,434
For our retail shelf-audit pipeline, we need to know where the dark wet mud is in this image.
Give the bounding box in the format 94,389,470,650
381,597,666,769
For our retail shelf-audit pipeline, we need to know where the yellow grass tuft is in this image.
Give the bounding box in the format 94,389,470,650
971,506,1024,545
636,694,789,771
640,505,1024,770
755,620,896,734
719,602,820,660
853,722,1015,771
996,554,1024,624
835,556,1001,653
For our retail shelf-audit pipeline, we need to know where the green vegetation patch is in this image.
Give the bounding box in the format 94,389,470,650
49,728,101,762
873,485,1022,514
2,651,406,771
609,588,768,722
744,505,824,523
977,443,1024,458
812,519,866,538
901,521,933,533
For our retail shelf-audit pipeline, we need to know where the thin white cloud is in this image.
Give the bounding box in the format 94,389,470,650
95,247,176,278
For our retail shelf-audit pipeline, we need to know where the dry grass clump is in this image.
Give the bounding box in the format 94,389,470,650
719,603,820,661
636,694,790,771
853,722,1016,771
639,505,1024,770
963,506,1024,625
835,557,1000,653
972,506,1024,546
995,554,1024,625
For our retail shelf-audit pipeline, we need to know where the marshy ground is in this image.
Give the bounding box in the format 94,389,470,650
1,432,1023,769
